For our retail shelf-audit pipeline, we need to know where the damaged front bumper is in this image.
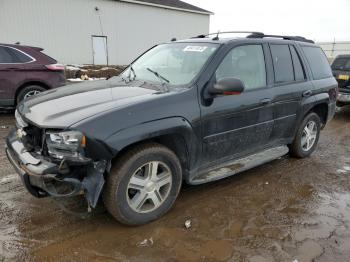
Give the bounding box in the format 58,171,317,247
5,129,107,208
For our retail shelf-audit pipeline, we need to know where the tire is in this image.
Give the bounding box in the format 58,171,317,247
290,112,321,158
17,85,46,104
103,143,182,226
336,101,344,107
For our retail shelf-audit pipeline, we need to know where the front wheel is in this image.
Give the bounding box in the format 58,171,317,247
290,112,321,158
103,143,182,225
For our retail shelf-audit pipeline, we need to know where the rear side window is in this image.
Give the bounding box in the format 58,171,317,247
0,46,33,63
302,46,332,80
270,44,294,83
290,46,305,81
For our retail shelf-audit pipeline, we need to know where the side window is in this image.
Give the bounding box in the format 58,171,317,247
0,47,14,63
215,45,266,90
0,46,32,63
290,46,305,81
302,46,332,80
9,48,32,63
270,44,294,83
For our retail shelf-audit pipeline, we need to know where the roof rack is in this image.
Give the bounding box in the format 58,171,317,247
193,31,314,44
193,31,264,40
247,33,315,43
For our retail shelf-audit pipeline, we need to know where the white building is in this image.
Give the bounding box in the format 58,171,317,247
0,0,211,65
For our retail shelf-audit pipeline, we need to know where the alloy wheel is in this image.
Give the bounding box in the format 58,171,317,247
24,90,42,100
126,161,172,213
301,120,317,151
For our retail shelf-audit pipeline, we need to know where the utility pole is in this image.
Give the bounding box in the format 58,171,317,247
331,38,336,58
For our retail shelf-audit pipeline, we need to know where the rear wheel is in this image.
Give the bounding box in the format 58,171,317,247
103,143,182,225
17,85,46,104
290,112,321,158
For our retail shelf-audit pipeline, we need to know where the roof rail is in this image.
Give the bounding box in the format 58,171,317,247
192,31,314,44
193,31,264,40
247,33,315,43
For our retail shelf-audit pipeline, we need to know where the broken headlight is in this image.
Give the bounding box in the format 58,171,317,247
46,130,86,159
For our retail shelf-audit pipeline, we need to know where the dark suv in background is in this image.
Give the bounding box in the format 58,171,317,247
0,44,65,108
6,32,337,225
331,55,350,106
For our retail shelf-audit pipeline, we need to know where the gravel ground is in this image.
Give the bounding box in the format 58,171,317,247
1,108,350,261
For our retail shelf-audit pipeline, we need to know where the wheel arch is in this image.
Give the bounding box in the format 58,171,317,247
15,81,50,105
310,103,328,126
106,117,198,176
301,93,330,127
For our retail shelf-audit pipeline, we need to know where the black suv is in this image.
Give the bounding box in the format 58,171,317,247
6,32,337,225
331,55,350,106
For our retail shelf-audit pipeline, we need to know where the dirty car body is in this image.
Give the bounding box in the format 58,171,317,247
6,33,338,224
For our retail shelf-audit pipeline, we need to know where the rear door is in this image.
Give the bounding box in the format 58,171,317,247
269,43,314,144
0,46,31,106
200,43,274,167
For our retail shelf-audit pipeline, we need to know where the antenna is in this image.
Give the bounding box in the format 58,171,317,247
212,30,220,41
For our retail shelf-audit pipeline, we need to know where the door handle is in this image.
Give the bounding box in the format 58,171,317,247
303,90,312,97
260,98,271,105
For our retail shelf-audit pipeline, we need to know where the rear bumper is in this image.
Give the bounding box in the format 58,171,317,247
337,91,350,104
5,129,106,207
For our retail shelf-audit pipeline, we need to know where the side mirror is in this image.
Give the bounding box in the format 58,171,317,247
209,77,245,96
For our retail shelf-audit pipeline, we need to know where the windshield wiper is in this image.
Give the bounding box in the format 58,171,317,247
146,67,170,92
121,65,136,83
128,65,137,82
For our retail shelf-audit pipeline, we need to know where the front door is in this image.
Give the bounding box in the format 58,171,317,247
92,36,108,65
200,44,274,168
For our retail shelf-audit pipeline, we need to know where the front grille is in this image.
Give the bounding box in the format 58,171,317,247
22,124,44,152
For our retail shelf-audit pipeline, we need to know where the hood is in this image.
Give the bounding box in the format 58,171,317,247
19,80,158,128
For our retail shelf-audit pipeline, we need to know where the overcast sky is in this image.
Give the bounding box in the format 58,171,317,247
183,0,350,42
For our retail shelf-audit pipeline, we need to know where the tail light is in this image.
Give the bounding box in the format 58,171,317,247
329,85,339,101
45,64,65,71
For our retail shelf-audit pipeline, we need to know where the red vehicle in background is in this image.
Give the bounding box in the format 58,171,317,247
0,44,65,108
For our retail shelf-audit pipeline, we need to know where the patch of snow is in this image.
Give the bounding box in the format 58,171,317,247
67,77,106,82
67,78,84,82
65,66,81,71
343,166,350,171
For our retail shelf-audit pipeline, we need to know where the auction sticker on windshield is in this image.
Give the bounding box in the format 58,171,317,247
183,46,208,52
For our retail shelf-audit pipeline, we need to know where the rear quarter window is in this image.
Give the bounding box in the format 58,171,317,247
302,46,332,80
0,46,33,63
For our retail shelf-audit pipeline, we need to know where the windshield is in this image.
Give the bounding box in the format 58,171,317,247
120,43,219,86
332,57,350,71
